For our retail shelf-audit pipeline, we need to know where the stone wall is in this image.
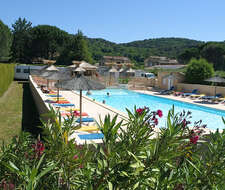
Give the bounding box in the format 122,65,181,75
128,77,156,90
177,83,225,96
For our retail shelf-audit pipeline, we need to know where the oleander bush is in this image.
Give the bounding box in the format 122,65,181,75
0,63,15,97
0,106,225,189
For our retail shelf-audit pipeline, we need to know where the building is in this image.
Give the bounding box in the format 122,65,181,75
157,71,185,90
67,60,98,77
100,56,132,67
144,56,179,67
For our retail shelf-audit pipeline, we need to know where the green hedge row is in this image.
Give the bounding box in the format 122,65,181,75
0,63,15,97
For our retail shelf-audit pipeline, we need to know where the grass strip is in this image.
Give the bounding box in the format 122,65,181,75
0,81,23,145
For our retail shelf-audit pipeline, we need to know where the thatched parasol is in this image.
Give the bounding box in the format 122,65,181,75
44,70,72,102
39,65,59,88
56,74,105,127
204,76,225,95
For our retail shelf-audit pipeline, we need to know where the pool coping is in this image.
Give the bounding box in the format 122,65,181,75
135,90,225,113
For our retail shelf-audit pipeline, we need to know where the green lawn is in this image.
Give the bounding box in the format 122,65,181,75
0,81,23,145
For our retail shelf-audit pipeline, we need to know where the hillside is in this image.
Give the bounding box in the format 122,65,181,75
87,37,203,66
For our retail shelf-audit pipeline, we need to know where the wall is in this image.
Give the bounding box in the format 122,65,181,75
177,83,225,96
29,76,50,121
128,77,156,90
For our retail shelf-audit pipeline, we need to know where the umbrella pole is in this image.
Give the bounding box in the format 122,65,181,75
215,86,216,96
80,90,82,128
57,80,59,103
47,79,49,89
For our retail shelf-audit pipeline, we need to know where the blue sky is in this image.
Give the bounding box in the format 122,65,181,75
1,0,224,43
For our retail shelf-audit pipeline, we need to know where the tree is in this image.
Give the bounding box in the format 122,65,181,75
11,17,32,63
185,58,214,84
29,25,69,61
0,20,12,61
57,30,92,65
200,43,225,70
178,47,200,64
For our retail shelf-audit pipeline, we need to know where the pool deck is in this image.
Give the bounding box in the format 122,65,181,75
135,90,225,112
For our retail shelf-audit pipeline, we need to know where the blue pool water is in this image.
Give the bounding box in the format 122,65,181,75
86,89,225,130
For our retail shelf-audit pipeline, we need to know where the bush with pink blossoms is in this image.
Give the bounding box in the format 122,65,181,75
0,106,225,189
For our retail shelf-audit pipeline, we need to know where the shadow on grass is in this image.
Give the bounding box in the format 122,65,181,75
22,82,42,136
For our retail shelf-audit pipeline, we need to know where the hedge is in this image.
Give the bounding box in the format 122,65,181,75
0,63,15,97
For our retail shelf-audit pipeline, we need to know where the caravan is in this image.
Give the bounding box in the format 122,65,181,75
14,65,43,80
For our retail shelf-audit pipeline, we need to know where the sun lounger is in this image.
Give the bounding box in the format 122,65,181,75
159,86,174,95
201,95,222,104
47,95,63,97
74,111,89,117
54,103,75,107
173,91,184,96
201,94,222,101
60,112,88,117
76,117,94,123
182,89,198,97
45,99,71,104
76,125,99,132
59,107,80,111
54,101,71,104
48,97,66,100
190,94,205,99
78,133,104,140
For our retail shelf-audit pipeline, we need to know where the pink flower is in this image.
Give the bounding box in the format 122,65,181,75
136,108,145,115
154,118,158,125
182,119,187,127
32,140,45,158
157,110,163,118
190,135,199,144
73,155,78,160
9,183,15,190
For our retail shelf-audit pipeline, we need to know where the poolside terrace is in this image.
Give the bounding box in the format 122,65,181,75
29,75,129,145
136,90,225,112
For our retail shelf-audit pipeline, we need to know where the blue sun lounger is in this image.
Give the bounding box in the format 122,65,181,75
47,95,63,97
182,89,198,97
201,94,222,100
54,103,75,107
159,86,174,95
78,133,104,140
76,117,95,123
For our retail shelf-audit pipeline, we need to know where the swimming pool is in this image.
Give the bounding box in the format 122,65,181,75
86,89,225,130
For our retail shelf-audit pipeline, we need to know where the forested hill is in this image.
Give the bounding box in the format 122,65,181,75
87,37,203,65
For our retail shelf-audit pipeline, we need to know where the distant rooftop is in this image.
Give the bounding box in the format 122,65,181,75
103,56,130,61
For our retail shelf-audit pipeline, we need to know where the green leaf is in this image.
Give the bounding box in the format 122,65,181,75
133,182,139,189
186,159,201,174
9,161,20,172
108,181,113,190
36,162,57,181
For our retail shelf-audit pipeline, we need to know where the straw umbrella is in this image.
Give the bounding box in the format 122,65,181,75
39,65,59,88
204,76,225,96
126,68,135,77
109,67,117,86
56,74,105,127
44,70,72,102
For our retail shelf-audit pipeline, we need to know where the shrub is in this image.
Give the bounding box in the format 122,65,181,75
0,107,225,189
118,78,129,84
185,58,214,84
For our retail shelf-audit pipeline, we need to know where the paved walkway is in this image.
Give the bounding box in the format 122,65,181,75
60,90,128,124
